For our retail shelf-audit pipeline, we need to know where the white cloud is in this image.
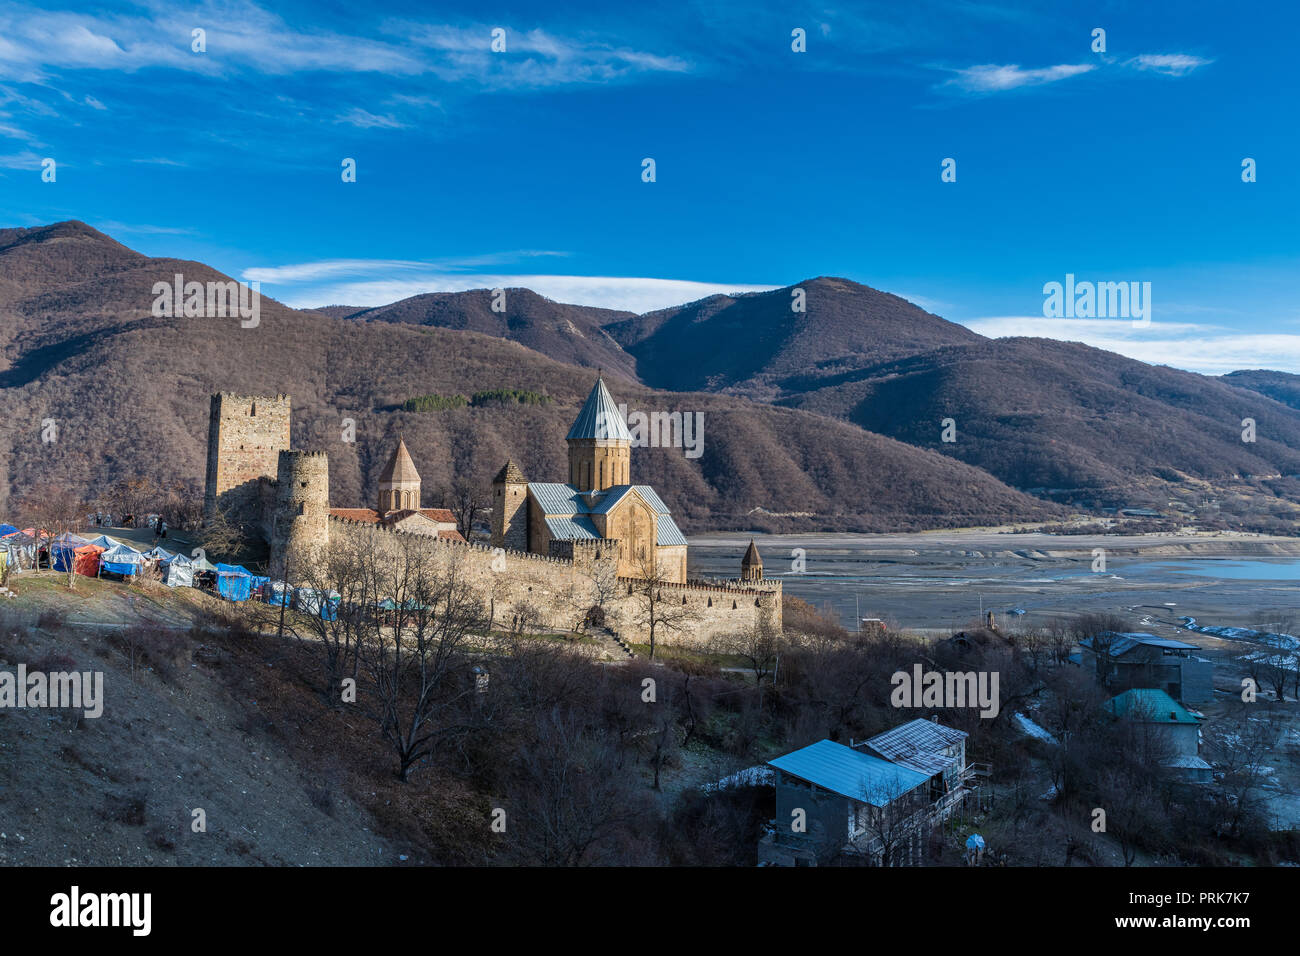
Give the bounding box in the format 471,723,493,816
1128,54,1212,77
336,108,406,129
964,315,1300,374
243,264,777,313
945,62,1094,92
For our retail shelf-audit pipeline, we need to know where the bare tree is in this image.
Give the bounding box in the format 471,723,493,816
1203,708,1279,838
500,705,647,866
357,534,491,781
440,475,490,543
625,550,698,659
715,619,781,710
16,485,88,589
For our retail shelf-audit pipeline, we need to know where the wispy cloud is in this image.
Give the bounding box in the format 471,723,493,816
1127,53,1212,77
241,260,777,313
336,108,407,129
944,62,1095,93
964,316,1300,374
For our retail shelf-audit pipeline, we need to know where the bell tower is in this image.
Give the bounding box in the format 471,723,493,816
377,438,421,513
566,375,631,491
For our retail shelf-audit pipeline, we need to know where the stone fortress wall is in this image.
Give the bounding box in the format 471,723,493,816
208,391,783,645
323,516,781,645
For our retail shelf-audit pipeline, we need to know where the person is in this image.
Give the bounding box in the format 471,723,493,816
160,520,167,540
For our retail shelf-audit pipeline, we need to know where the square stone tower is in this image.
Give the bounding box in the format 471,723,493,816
204,392,291,525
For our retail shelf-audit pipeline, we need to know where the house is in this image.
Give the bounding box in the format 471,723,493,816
759,739,931,866
1106,688,1212,783
860,717,977,819
758,718,984,866
1078,632,1214,705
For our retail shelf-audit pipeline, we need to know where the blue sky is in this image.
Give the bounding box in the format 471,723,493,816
1,0,1297,373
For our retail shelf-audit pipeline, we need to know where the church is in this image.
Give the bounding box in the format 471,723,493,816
491,376,690,583
326,439,464,542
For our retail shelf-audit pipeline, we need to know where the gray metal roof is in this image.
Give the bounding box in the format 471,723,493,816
1083,632,1199,657
528,479,684,545
544,515,601,541
528,482,587,516
657,514,688,547
768,739,930,807
864,718,967,777
566,377,631,442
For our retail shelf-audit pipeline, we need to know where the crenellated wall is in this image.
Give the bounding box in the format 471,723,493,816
322,516,781,645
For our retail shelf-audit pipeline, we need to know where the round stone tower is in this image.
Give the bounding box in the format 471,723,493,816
271,450,330,580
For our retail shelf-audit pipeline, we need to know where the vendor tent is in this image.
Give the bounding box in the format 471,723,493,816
160,553,194,588
52,535,101,576
214,563,254,601
294,587,341,620
99,543,145,577
264,581,292,606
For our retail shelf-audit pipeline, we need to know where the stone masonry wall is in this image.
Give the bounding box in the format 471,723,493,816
323,518,781,646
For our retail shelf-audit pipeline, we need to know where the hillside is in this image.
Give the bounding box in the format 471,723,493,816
1224,369,1300,411
604,277,983,399
343,288,638,382
779,337,1300,516
0,222,1057,532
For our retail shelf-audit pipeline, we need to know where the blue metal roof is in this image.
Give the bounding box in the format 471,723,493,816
632,484,671,514
566,377,631,442
768,739,930,807
545,515,601,541
657,514,688,547
587,486,634,514
528,482,587,516
1107,689,1199,724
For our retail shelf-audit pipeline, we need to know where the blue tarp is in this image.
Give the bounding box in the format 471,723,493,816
99,543,145,576
264,581,292,606
0,524,17,537
215,563,254,602
294,587,341,621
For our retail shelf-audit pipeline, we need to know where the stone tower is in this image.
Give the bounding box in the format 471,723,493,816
377,438,421,513
204,392,291,523
491,459,529,551
270,450,330,580
741,538,763,582
566,376,631,491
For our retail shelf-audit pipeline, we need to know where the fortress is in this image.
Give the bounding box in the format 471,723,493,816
202,379,781,644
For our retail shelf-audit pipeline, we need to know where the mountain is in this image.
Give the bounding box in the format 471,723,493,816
779,337,1300,512
604,277,983,399
338,288,639,382
1223,370,1300,411
0,222,1058,533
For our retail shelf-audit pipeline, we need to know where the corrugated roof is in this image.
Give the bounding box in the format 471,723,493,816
865,718,967,777
657,514,688,547
768,739,930,806
631,484,670,514
1083,632,1199,657
529,481,683,545
545,514,601,540
566,377,631,442
1107,689,1199,724
528,482,587,516
587,486,634,514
